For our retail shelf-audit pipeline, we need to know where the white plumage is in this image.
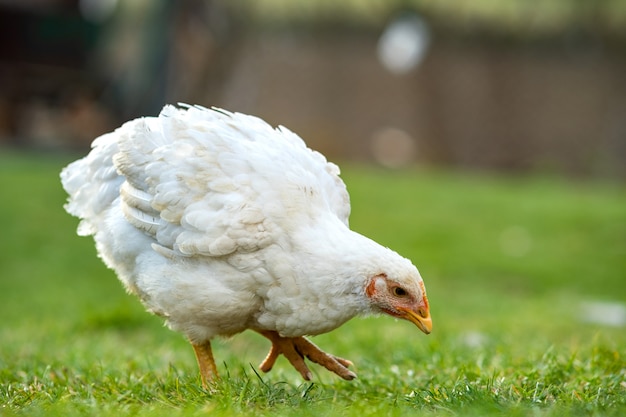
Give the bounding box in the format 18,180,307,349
61,104,431,383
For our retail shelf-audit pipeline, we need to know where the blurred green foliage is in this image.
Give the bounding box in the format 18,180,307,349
234,0,626,39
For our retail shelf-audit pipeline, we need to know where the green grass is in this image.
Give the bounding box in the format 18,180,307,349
1,150,625,416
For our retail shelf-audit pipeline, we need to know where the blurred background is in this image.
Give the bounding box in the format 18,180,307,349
1,0,625,178
1,3,626,408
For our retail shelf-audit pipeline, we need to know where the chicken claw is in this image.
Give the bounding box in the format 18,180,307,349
257,330,356,380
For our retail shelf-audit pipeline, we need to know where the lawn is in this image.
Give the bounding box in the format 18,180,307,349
1,150,625,416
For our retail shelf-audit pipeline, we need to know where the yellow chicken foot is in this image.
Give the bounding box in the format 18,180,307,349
192,341,218,387
256,330,356,380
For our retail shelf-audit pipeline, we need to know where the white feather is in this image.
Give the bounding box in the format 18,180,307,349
60,104,422,343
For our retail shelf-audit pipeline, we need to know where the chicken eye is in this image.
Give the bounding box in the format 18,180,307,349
393,287,407,297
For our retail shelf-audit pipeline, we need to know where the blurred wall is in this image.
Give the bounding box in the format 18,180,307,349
0,1,624,179
211,32,626,178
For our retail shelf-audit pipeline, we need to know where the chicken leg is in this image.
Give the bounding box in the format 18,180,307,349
192,341,218,387
256,330,356,380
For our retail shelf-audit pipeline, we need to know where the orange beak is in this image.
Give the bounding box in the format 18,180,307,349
399,306,432,334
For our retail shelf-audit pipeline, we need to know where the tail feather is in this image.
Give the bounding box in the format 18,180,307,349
60,132,123,236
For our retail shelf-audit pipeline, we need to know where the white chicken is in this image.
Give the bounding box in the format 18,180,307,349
61,104,432,385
